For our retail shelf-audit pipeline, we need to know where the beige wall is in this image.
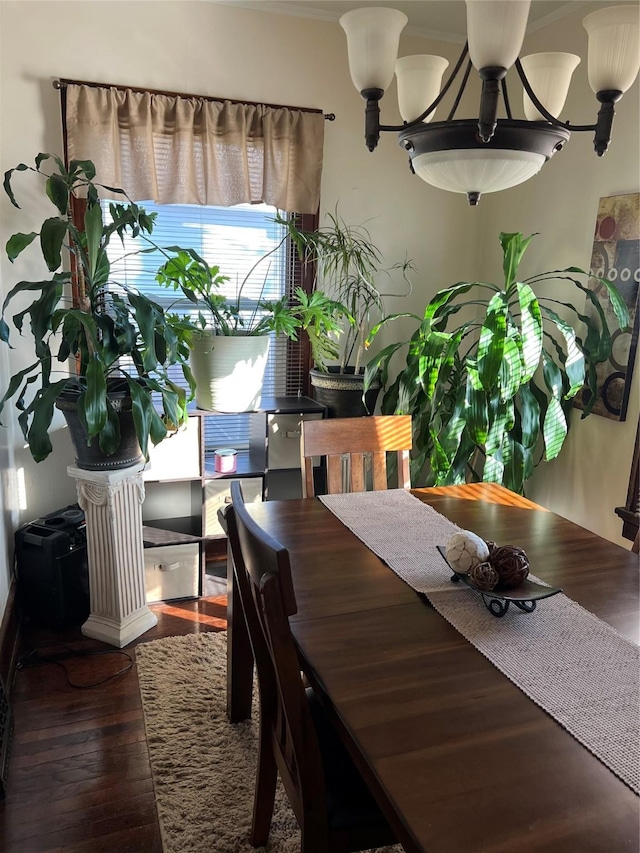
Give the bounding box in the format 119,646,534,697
476,4,640,545
0,1,637,621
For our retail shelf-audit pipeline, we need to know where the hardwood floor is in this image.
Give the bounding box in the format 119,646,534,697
0,595,227,852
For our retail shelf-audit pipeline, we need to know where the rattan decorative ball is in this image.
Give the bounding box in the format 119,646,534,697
467,561,499,591
445,531,490,574
485,540,499,559
491,545,530,588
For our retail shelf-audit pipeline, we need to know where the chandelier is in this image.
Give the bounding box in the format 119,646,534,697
340,1,640,205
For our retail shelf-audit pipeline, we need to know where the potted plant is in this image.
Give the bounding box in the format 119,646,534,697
155,246,346,412
280,211,413,418
0,154,196,469
364,231,629,494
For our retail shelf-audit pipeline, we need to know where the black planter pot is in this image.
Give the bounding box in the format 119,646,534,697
55,383,145,471
309,367,381,419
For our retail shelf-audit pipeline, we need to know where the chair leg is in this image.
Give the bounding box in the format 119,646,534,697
250,723,277,847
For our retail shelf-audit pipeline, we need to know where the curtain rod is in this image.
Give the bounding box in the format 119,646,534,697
53,77,335,121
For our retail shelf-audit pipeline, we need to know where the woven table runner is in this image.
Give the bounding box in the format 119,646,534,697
319,489,640,794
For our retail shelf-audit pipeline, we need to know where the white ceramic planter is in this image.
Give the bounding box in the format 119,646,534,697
190,331,270,412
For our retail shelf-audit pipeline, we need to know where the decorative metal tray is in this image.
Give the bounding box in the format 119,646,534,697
436,546,562,617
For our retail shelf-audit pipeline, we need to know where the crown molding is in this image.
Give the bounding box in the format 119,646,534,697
211,0,466,44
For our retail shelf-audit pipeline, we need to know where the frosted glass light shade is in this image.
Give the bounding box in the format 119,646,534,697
465,0,531,71
340,7,408,93
583,5,640,94
412,149,546,195
520,53,581,121
395,55,450,123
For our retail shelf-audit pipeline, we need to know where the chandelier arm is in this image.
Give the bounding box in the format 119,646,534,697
446,60,473,121
379,42,470,133
514,59,596,132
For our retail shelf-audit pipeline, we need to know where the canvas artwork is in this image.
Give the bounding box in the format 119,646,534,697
574,192,640,421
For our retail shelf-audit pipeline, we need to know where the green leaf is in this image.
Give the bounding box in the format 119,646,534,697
465,365,488,446
498,333,524,402
125,377,152,459
500,232,536,291
98,400,121,456
501,435,526,494
24,279,65,360
127,291,157,373
540,306,585,398
477,291,508,390
3,162,30,208
418,331,450,399
45,173,70,215
84,201,104,280
542,397,567,461
542,349,563,401
83,354,108,437
69,159,96,182
0,360,40,420
6,231,37,262
516,283,543,382
516,385,541,450
25,379,70,462
424,281,496,325
565,265,630,332
39,217,68,271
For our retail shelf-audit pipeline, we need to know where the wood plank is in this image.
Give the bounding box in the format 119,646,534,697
246,484,639,853
0,597,225,850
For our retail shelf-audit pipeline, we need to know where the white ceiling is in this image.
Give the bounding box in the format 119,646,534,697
215,0,592,43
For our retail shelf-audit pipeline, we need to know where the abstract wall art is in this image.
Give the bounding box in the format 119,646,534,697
574,192,639,421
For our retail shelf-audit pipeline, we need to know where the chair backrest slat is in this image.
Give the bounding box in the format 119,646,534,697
301,415,412,497
350,452,365,492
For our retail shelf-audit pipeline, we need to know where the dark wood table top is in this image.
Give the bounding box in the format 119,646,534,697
246,484,639,853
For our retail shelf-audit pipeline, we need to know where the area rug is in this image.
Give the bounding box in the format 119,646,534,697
136,632,402,853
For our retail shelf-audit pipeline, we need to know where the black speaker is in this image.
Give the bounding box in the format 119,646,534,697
14,504,89,629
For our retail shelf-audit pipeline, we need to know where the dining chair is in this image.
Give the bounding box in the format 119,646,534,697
300,414,412,497
226,481,397,853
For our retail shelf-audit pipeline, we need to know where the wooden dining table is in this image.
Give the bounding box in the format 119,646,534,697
226,483,639,853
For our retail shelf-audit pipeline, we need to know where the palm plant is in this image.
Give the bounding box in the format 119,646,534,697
364,232,629,494
279,211,413,373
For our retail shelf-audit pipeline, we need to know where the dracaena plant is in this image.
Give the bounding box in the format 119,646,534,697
0,153,196,463
364,232,629,495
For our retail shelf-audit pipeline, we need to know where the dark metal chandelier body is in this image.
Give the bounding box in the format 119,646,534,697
340,3,640,205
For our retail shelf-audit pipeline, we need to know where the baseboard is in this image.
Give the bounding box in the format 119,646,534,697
0,581,21,696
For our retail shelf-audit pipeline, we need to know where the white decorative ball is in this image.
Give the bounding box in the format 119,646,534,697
445,531,490,574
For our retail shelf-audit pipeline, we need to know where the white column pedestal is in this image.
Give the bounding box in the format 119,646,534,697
68,464,157,648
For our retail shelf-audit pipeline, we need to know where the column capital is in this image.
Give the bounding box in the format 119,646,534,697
68,463,146,509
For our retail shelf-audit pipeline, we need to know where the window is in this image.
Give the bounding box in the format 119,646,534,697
101,201,315,449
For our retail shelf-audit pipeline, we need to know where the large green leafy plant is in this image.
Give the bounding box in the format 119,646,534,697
155,238,348,371
365,232,629,494
0,154,196,463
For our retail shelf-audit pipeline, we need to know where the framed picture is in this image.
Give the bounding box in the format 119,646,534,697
574,192,640,421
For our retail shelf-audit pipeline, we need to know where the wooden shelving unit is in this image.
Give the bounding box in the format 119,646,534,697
141,396,324,602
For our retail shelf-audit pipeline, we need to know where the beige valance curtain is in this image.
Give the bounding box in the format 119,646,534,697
65,84,324,214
